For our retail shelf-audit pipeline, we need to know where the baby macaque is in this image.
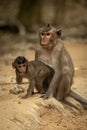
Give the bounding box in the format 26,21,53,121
12,56,54,98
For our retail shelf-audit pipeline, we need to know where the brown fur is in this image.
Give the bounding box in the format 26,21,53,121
35,25,87,108
12,56,54,98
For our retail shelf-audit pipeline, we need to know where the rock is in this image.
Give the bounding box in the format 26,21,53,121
9,85,24,94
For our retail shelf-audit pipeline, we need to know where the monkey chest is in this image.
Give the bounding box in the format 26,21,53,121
38,53,50,65
37,49,59,68
39,55,57,68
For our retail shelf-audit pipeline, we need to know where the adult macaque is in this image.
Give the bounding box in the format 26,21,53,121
35,24,87,107
12,56,54,98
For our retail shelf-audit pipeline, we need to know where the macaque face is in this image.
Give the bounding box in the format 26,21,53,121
17,63,26,73
12,56,28,74
39,25,61,50
40,30,54,49
41,31,51,45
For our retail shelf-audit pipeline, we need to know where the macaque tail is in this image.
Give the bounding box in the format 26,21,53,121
64,98,80,110
69,90,87,105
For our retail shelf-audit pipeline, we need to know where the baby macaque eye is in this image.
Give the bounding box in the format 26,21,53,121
18,65,21,68
23,64,26,67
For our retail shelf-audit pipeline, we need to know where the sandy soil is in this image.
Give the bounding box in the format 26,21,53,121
0,33,87,130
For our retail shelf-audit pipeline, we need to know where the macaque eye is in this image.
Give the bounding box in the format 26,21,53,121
18,65,21,68
18,64,26,68
23,64,26,67
46,33,50,36
41,33,44,36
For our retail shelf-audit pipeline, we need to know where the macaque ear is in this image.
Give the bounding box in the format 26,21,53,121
12,62,16,69
39,27,43,33
26,60,28,65
56,29,62,38
47,24,51,28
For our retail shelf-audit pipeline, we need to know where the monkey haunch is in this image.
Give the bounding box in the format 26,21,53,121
35,24,87,107
12,56,54,98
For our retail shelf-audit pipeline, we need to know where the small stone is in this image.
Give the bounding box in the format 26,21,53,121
18,101,21,104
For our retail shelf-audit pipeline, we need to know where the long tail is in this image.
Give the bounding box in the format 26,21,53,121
69,90,87,105
63,98,80,110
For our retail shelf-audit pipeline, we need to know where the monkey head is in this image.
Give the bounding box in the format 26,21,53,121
12,56,28,74
39,24,61,49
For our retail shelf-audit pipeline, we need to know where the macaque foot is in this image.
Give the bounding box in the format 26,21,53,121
43,94,53,100
43,94,49,100
21,95,29,99
40,92,53,100
21,91,34,99
40,94,45,98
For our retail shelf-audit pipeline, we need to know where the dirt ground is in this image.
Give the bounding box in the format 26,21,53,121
0,33,87,130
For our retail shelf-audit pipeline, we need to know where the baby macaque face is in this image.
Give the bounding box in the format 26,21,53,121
17,63,26,73
12,56,28,74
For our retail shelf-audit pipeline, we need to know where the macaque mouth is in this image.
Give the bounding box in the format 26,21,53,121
41,43,48,47
19,72,26,77
41,43,52,49
18,70,26,74
42,44,48,46
42,45,49,48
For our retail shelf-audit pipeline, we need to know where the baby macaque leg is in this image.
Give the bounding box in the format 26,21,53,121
22,79,35,98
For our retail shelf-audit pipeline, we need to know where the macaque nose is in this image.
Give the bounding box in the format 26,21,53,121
21,67,25,72
42,37,48,45
21,67,26,72
43,37,47,42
